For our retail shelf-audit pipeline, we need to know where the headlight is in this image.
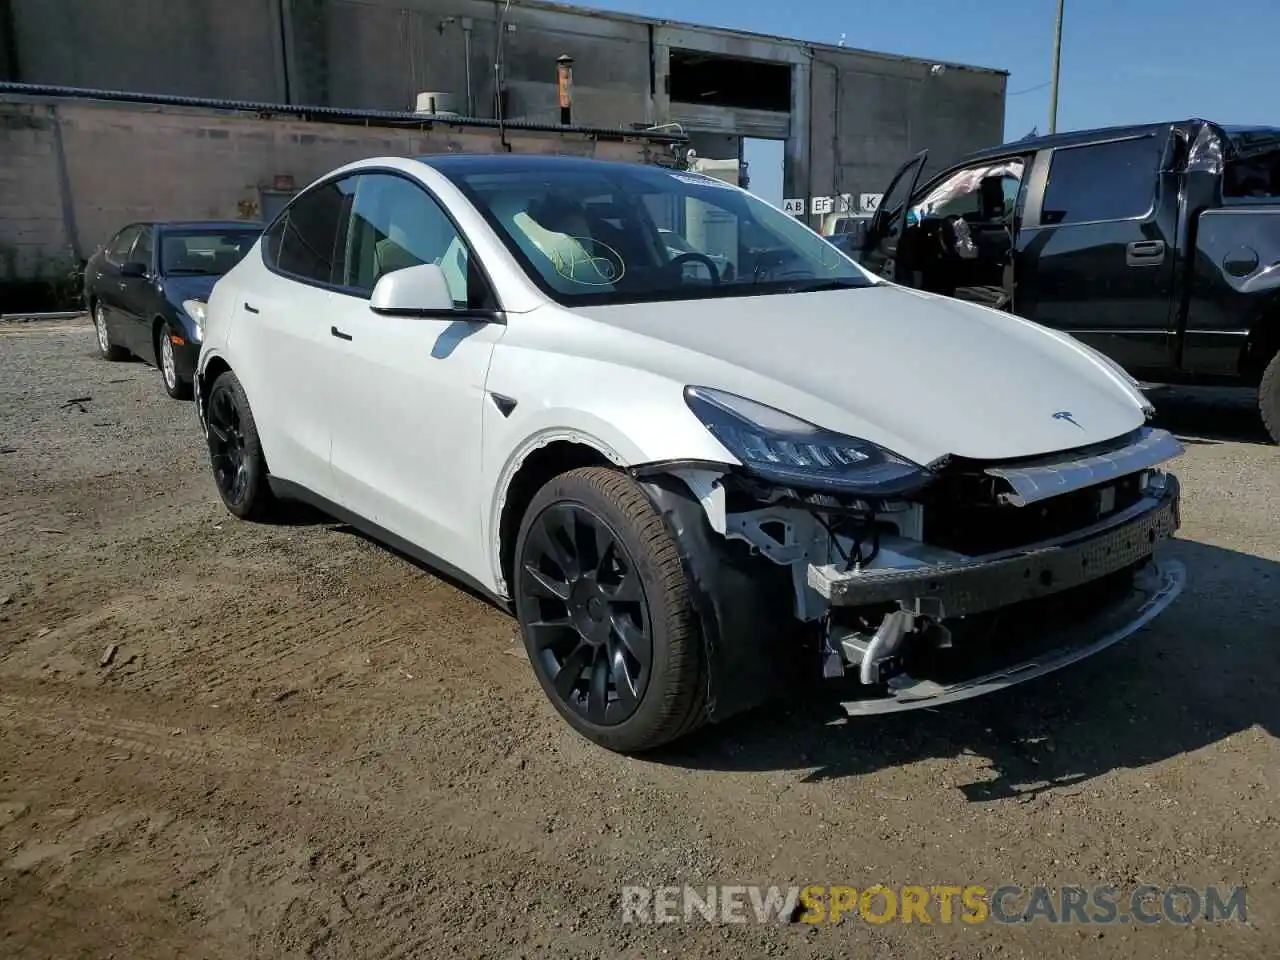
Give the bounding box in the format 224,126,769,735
182,299,207,343
683,386,931,496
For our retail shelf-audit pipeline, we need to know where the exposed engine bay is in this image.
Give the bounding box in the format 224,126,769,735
654,426,1186,716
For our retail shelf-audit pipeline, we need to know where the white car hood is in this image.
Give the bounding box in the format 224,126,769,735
574,284,1148,467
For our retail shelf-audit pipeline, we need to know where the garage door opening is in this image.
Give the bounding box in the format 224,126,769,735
743,138,784,206
668,50,791,112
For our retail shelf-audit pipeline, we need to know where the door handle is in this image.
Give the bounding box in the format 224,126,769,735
331,326,353,341
243,302,260,314
1126,239,1166,266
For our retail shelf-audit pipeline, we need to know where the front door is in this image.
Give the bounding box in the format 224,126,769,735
325,171,504,576
860,150,928,283
1014,132,1178,373
905,157,1027,309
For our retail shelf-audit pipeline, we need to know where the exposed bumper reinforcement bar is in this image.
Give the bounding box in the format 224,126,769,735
838,557,1186,715
808,479,1180,619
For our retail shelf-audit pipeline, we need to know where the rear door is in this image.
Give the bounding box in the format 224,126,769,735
94,225,140,342
117,226,156,356
1014,131,1178,373
859,150,928,282
227,177,355,499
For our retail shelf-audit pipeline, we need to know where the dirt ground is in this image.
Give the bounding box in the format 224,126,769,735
1,318,1277,959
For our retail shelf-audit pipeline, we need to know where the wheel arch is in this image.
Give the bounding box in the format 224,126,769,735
151,314,169,366
1243,301,1280,382
195,353,234,429
494,438,615,596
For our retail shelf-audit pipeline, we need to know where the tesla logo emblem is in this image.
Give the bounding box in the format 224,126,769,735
1053,411,1083,428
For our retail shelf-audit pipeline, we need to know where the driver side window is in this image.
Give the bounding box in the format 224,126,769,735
106,226,141,264
341,172,472,305
912,159,1026,224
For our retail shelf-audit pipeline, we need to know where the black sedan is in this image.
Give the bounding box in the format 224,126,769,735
84,221,262,399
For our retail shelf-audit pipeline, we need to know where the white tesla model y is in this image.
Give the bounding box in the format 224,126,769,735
195,154,1186,752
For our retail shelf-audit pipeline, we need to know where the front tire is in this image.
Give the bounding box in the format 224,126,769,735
92,303,127,361
513,467,707,753
158,323,193,400
204,371,279,521
1260,351,1280,445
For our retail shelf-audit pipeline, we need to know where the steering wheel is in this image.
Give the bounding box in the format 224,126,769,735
936,214,963,259
667,251,721,284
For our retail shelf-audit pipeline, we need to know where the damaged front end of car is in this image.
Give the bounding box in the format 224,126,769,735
633,387,1186,722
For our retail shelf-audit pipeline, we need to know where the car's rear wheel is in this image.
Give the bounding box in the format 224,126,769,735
93,303,127,361
158,323,193,400
1260,351,1280,445
513,467,707,753
205,371,279,521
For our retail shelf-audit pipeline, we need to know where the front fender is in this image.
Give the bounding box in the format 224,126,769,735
638,472,802,723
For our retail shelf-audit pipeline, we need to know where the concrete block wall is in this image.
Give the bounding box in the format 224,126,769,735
0,94,677,293
0,103,71,282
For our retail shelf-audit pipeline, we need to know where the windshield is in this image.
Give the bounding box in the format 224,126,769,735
159,228,261,276
445,164,874,305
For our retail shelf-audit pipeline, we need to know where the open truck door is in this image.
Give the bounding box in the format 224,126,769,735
859,150,928,283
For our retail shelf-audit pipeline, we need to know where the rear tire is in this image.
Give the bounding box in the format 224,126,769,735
1260,351,1280,445
158,323,193,400
92,302,127,361
513,467,707,753
204,371,279,521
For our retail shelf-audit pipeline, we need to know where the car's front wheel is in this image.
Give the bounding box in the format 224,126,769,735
204,371,279,521
513,467,707,753
158,323,193,400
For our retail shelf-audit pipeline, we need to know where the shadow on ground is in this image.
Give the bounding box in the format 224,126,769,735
650,537,1279,799
1147,385,1270,445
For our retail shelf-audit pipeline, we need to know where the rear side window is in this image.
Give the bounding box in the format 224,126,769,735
267,178,353,285
1041,136,1162,225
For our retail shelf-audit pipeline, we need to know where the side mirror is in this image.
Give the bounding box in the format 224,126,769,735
119,261,148,278
370,263,456,316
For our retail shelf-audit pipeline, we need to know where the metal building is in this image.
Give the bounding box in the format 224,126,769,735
0,0,1008,204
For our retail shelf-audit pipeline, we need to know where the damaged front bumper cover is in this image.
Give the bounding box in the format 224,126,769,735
809,476,1185,715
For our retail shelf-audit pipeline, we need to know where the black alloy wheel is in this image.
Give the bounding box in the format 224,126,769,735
519,502,654,725
207,384,248,506
513,467,707,752
204,372,277,521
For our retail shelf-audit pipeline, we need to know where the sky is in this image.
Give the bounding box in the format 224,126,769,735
579,0,1279,204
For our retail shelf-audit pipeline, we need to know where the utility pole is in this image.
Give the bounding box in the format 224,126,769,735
1048,0,1065,134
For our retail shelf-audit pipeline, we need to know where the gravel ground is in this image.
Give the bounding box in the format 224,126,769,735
1,318,1277,959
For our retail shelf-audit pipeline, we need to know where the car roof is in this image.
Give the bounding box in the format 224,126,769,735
952,119,1280,171
417,153,674,177
955,121,1183,165
150,220,263,231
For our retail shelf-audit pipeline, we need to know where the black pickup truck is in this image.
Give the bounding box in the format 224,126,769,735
858,119,1280,442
